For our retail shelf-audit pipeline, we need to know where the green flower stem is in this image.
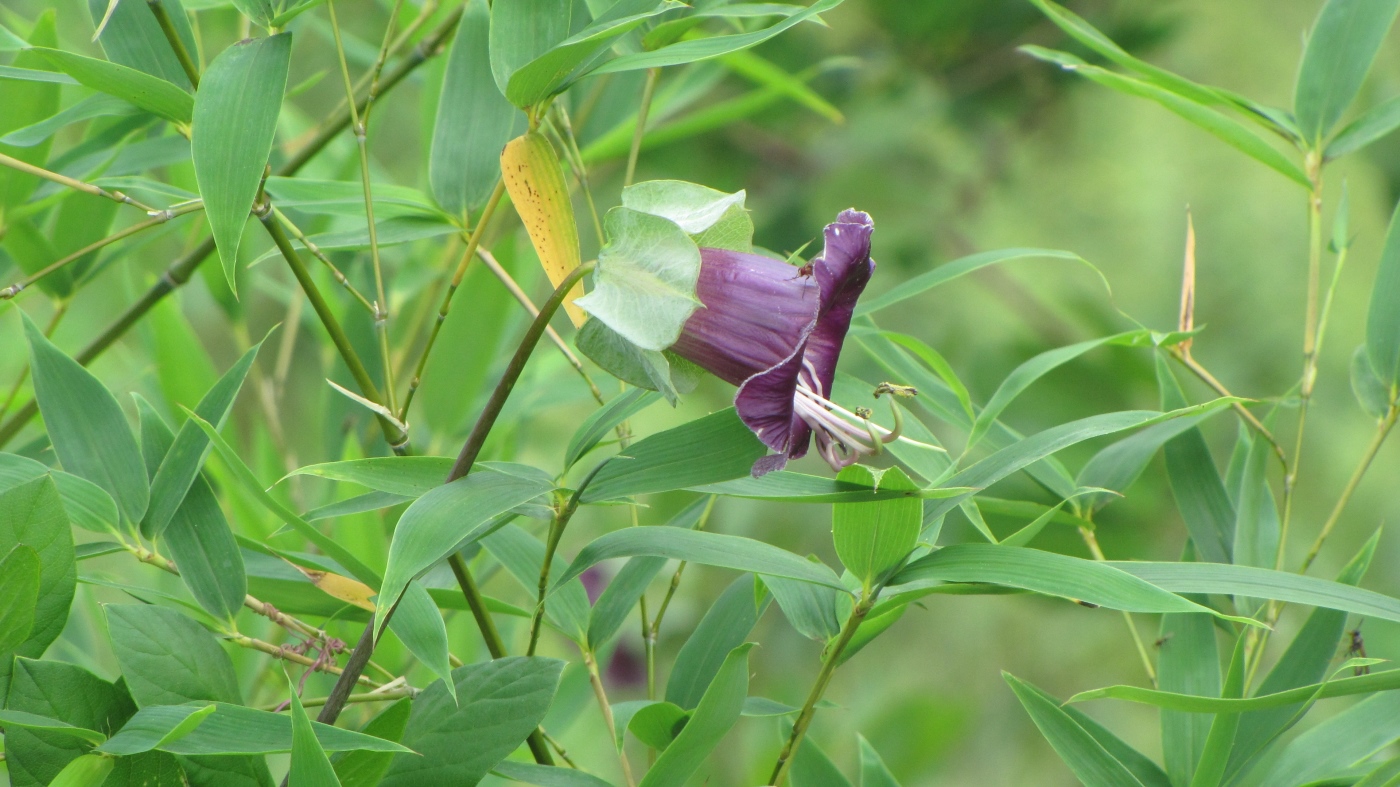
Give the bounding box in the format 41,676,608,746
1301,404,1399,573
770,592,876,787
146,0,200,88
257,207,410,453
0,7,463,450
400,178,507,419
263,685,417,712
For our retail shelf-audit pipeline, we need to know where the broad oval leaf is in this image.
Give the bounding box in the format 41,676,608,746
0,476,76,665
0,544,40,654
105,603,242,706
192,33,292,292
832,465,919,587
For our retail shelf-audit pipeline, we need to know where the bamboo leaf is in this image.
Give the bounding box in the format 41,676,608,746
1367,198,1400,387
666,574,770,709
501,131,586,324
638,644,753,787
855,248,1094,316
32,48,192,123
1294,0,1400,146
582,408,768,503
1004,673,1146,787
99,702,409,756
192,33,292,292
1327,95,1400,159
289,682,342,787
566,388,662,469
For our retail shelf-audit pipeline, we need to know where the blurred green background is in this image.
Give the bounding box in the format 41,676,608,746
3,0,1400,784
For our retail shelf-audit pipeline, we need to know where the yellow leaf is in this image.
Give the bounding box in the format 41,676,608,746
288,561,376,611
501,131,586,326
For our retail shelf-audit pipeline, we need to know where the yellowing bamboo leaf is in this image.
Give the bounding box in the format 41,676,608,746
501,131,585,325
287,561,376,611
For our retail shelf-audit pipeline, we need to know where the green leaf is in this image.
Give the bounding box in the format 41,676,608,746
489,0,576,96
192,33,292,292
565,388,662,470
639,644,753,787
0,710,106,745
629,700,690,751
231,0,276,26
858,735,901,787
1367,198,1400,388
581,408,768,502
720,49,842,126
1004,673,1146,787
0,14,60,209
263,177,443,221
967,331,1151,451
493,761,613,786
189,410,383,587
32,48,193,124
832,465,919,587
556,526,847,593
0,544,40,654
99,702,409,756
1190,636,1246,787
47,754,114,787
105,604,242,705
763,571,842,641
1022,47,1310,188
575,319,687,404
90,704,214,755
1076,418,1202,513
24,313,148,525
1250,692,1400,786
1327,95,1400,159
926,403,1236,525
667,574,769,709
592,0,842,75
1106,560,1400,624
1068,669,1400,713
855,248,1092,316
0,476,75,683
1231,423,1280,616
587,497,709,650
290,684,342,787
380,658,563,786
143,340,261,539
693,471,967,503
890,545,1243,621
1226,530,1379,778
506,0,683,107
332,698,412,787
430,0,522,216
2,657,136,787
376,467,553,640
136,398,246,623
50,471,120,535
291,456,455,496
1157,608,1219,786
386,581,457,702
87,0,197,89
786,724,853,787
1294,0,1400,145
1357,757,1400,787
575,206,703,351
1156,356,1235,564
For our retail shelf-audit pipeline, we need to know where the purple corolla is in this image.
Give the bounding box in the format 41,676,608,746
668,209,902,476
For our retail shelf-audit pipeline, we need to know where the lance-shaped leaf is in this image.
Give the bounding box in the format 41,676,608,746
506,0,683,107
24,314,148,525
576,206,703,351
890,545,1246,622
1004,674,1147,787
501,130,587,324
591,0,843,75
143,340,261,539
430,0,521,216
32,48,193,123
1367,198,1400,388
581,408,768,503
667,574,770,710
47,753,114,787
489,0,575,96
87,0,197,88
565,388,662,469
376,468,553,640
380,658,564,786
289,681,342,787
638,644,753,787
99,702,410,756
1294,0,1400,146
192,33,292,292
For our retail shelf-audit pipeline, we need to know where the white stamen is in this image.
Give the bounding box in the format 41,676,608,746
791,377,943,471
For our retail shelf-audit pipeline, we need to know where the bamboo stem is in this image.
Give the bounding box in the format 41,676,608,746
146,0,200,88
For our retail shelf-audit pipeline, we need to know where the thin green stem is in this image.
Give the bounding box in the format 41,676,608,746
147,0,200,88
1281,159,1325,566
262,686,417,712
270,207,375,313
770,591,875,787
0,151,159,213
326,0,399,415
550,107,604,246
1169,349,1287,471
623,68,659,189
1079,524,1156,685
585,650,638,787
257,204,409,453
1301,404,1399,573
400,179,506,419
